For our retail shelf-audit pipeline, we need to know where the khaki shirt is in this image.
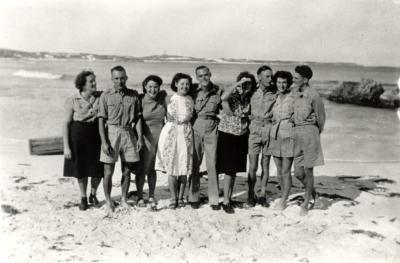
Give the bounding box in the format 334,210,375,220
65,91,101,122
293,85,326,133
249,86,277,121
192,83,222,133
98,87,141,127
193,83,222,118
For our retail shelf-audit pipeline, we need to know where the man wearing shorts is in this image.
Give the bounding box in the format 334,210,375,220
189,65,222,210
98,65,143,215
247,65,277,207
292,65,325,216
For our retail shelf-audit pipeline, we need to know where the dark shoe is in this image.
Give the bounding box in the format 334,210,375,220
222,203,234,214
190,202,200,209
89,194,100,207
79,197,89,211
178,199,186,208
137,198,146,208
211,204,221,211
168,199,178,209
258,197,270,208
245,197,257,208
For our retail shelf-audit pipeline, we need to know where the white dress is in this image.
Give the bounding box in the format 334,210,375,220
155,94,194,176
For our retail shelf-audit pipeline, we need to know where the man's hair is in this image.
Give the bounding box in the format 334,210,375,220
110,65,126,74
74,70,95,91
273,71,293,88
295,65,313,80
195,65,210,74
257,65,272,75
142,75,163,93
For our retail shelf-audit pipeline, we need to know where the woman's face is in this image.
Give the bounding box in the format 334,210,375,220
83,74,96,93
276,77,289,93
145,80,160,99
237,77,252,95
176,78,190,96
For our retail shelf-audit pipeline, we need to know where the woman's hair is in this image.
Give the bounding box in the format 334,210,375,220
295,65,313,80
74,70,95,91
142,75,163,93
273,71,293,88
171,73,193,92
236,71,257,93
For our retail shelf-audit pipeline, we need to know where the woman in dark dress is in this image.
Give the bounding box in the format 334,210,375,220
136,75,167,208
63,70,103,210
217,71,257,214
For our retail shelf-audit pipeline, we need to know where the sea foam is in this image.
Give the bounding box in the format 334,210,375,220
12,70,63,80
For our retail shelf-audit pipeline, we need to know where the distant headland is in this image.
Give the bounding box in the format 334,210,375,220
0,48,369,68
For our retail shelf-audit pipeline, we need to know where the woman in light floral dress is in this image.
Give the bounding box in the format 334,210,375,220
155,73,194,209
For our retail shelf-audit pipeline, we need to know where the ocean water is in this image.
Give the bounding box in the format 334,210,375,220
0,59,399,161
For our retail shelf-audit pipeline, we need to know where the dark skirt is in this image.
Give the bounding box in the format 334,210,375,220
63,121,103,179
217,131,249,174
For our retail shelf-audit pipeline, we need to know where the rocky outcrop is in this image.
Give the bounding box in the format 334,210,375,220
328,79,399,108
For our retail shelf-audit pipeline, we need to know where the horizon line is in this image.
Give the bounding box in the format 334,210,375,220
1,47,400,69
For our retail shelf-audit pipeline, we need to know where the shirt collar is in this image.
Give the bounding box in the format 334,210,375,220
110,87,128,94
197,82,217,94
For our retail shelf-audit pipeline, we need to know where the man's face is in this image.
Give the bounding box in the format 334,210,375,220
196,68,211,88
111,70,128,90
258,70,273,87
293,72,307,88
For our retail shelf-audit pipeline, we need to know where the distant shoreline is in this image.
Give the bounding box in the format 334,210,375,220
2,48,399,70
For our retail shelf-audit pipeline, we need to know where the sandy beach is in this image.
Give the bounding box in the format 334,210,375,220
1,94,399,262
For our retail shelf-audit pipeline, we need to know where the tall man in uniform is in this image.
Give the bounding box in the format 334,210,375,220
292,65,325,215
247,65,277,207
189,65,222,210
98,65,143,215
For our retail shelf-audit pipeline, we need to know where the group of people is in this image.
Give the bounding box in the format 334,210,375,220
63,64,325,216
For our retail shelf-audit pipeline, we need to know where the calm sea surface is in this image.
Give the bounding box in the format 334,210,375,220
0,59,399,163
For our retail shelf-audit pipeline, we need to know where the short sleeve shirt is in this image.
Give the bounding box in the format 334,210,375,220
192,83,222,119
293,85,326,132
249,86,277,121
98,87,141,127
65,91,102,122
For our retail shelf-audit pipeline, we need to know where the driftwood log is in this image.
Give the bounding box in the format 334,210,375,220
29,137,63,155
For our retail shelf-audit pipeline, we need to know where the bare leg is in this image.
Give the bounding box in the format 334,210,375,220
148,170,157,198
168,175,178,201
275,157,293,210
120,162,133,209
300,167,314,216
103,163,115,215
247,154,259,203
259,155,271,198
229,175,236,201
294,165,306,186
90,177,101,195
223,174,234,205
77,177,88,198
178,175,187,201
135,172,145,200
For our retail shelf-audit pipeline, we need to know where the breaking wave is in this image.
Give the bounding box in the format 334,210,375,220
12,70,63,80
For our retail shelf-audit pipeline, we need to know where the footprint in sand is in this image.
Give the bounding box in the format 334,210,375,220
12,176,27,183
58,178,72,184
1,204,21,215
351,229,385,241
16,185,33,191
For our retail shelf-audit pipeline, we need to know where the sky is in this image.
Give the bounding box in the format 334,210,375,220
0,0,399,67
